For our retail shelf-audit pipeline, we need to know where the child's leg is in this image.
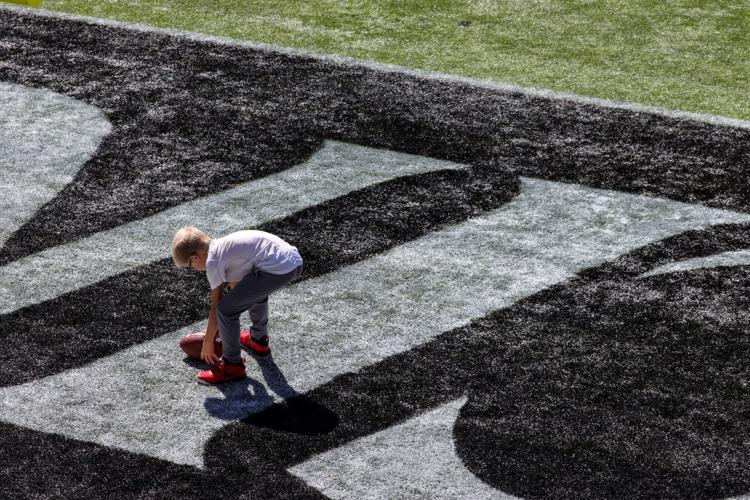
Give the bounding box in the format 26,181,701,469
244,266,303,339
216,266,302,362
247,296,269,340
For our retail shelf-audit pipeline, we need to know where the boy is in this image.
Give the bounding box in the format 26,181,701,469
171,227,303,384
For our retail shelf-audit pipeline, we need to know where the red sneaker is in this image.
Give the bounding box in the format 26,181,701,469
196,360,246,385
240,331,271,357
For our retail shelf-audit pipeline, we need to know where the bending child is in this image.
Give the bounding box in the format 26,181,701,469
171,227,303,384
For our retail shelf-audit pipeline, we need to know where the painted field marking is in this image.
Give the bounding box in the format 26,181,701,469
0,177,747,469
1,8,748,499
0,136,462,314
640,249,750,278
289,397,516,499
0,82,111,247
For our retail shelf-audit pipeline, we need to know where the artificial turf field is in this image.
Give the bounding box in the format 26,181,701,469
1,3,750,499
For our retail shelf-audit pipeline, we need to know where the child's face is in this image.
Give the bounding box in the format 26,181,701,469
185,253,207,272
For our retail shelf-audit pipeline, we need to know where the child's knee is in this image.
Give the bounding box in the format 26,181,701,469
216,299,235,319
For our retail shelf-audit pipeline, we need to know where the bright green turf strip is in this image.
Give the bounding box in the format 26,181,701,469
36,0,750,121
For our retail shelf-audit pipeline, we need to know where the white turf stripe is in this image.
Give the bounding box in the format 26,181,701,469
289,397,516,500
639,249,750,278
0,140,462,314
2,3,748,130
0,82,111,247
0,178,747,469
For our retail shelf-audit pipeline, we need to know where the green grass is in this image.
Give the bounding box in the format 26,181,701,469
37,0,750,120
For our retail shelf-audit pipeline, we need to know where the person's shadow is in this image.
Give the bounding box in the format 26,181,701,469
203,376,274,421
254,354,299,400
199,355,290,420
200,355,338,434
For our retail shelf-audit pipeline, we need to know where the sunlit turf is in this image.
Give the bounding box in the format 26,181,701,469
37,0,750,120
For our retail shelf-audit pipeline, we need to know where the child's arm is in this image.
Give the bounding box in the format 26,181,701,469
201,285,224,364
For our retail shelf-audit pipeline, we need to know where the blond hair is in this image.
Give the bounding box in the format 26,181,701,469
171,227,211,267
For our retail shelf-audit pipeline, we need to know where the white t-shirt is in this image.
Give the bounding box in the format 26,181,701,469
205,230,302,289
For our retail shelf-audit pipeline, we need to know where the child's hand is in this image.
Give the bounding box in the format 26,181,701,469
201,337,221,365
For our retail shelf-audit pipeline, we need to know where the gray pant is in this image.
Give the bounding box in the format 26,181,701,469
216,265,303,363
